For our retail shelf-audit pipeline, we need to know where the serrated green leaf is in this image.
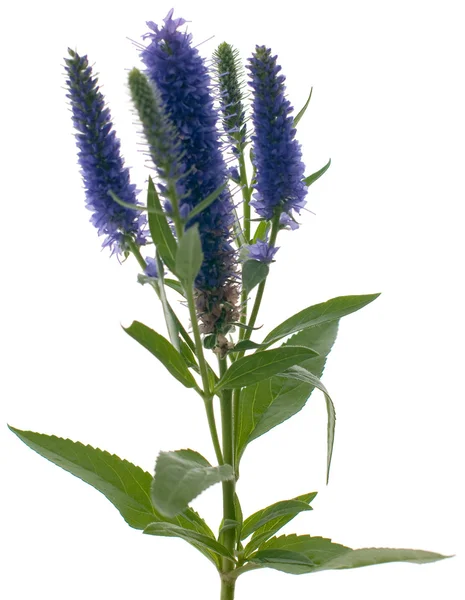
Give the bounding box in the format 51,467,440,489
146,176,177,273
143,522,234,565
242,497,316,541
246,534,450,575
235,322,338,465
294,87,313,127
151,450,234,518
244,492,318,555
8,426,163,530
123,321,197,389
262,293,380,347
242,259,269,294
175,224,203,284
280,365,336,484
215,346,318,392
303,158,332,187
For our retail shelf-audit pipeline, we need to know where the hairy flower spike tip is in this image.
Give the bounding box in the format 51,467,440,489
248,46,307,222
128,68,185,196
213,42,247,149
141,10,239,335
64,49,146,255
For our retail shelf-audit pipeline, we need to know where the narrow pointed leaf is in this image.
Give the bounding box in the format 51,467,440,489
123,321,197,389
215,346,318,392
252,220,269,244
175,224,203,284
242,259,269,294
242,496,316,541
312,547,451,572
8,426,164,530
281,365,336,483
164,278,186,297
262,293,380,347
247,549,317,574
154,252,180,351
143,522,234,564
236,322,338,464
303,158,332,187
294,87,313,127
186,182,228,221
151,450,234,518
228,340,268,353
146,176,177,273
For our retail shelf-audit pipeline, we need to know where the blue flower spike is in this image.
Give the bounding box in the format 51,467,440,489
141,10,240,335
64,49,146,256
248,45,308,225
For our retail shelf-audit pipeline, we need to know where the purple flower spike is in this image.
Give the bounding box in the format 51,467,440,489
141,11,239,334
64,49,146,255
247,240,279,264
248,46,307,223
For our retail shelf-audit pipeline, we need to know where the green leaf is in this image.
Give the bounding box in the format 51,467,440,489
242,495,317,541
123,321,197,389
262,293,380,347
215,346,318,392
228,340,267,353
8,426,164,530
235,322,338,464
186,182,228,221
146,176,177,273
164,278,186,297
144,522,234,565
246,535,450,575
311,547,451,572
244,492,317,555
242,259,269,294
252,220,269,244
151,449,234,518
280,366,336,484
175,224,203,284
303,158,332,187
154,252,180,351
249,534,350,574
294,87,313,127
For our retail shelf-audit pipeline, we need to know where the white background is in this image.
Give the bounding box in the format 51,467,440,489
1,0,464,598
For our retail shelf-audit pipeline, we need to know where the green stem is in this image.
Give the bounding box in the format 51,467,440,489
219,358,236,584
220,577,236,600
204,396,224,465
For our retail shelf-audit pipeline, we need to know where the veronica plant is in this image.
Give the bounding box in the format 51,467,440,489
9,9,450,600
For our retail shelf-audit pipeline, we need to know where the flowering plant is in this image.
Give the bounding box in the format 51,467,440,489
9,9,450,599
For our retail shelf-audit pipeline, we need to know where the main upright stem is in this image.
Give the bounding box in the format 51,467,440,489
219,358,236,599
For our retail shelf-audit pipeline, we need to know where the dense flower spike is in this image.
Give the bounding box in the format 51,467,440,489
128,68,185,196
64,49,146,255
141,10,239,334
213,42,247,149
248,46,307,222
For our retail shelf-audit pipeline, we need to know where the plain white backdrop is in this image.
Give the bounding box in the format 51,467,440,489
1,0,463,598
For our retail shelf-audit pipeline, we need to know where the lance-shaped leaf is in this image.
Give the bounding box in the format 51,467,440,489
143,522,234,566
262,293,380,347
186,182,228,221
215,346,318,392
294,87,313,127
146,176,177,273
175,224,203,284
235,321,338,465
151,450,234,518
303,158,331,187
280,366,336,484
245,534,450,575
123,321,197,389
243,492,317,555
8,426,166,530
